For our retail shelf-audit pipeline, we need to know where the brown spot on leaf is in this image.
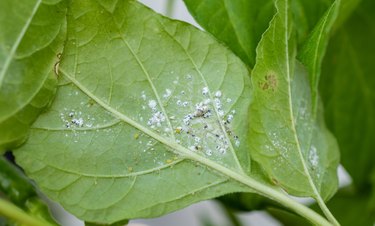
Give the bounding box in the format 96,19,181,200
260,73,278,91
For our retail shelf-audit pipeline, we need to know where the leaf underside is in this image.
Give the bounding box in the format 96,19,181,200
249,0,339,200
15,1,260,223
10,0,344,224
0,0,66,151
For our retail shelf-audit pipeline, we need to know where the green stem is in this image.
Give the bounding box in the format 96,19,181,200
165,0,175,17
315,196,340,226
0,198,53,226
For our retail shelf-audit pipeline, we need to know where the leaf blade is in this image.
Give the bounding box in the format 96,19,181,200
0,0,67,151
249,0,339,202
15,1,255,223
320,0,375,190
183,0,275,68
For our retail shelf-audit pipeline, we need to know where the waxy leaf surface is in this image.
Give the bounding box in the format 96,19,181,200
249,0,339,201
14,1,271,223
0,0,66,151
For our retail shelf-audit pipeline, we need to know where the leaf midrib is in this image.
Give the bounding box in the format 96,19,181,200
0,0,42,88
59,68,333,226
158,20,244,173
59,67,283,208
60,68,245,175
282,0,336,222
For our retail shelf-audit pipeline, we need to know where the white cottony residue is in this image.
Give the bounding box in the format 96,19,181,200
309,146,319,168
163,89,172,99
226,98,232,103
71,118,84,127
141,91,147,100
147,111,165,127
202,87,209,95
60,109,98,129
214,98,222,110
227,114,234,123
168,85,240,157
148,100,157,110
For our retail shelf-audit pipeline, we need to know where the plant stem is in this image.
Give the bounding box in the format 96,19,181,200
0,198,53,226
315,195,340,226
200,160,334,226
165,0,175,17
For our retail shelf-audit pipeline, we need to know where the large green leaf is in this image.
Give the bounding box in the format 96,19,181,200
14,0,268,223
0,0,67,152
183,0,340,69
249,0,339,202
183,0,275,68
320,0,375,190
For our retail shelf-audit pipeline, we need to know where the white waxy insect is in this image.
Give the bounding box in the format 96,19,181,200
202,87,209,95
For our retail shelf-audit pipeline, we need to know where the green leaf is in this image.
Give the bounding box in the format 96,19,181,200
0,156,57,226
298,0,340,112
291,0,335,44
183,0,275,68
13,1,334,225
249,0,339,203
319,0,375,190
333,0,361,30
15,0,255,223
0,0,67,152
325,192,375,226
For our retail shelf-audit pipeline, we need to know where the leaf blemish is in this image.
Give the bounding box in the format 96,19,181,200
260,73,278,91
172,86,240,156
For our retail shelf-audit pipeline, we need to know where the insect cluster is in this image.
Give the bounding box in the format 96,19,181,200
140,83,240,157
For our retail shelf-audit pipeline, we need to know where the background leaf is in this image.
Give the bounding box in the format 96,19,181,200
0,0,67,152
298,0,340,112
317,0,375,224
0,156,57,225
291,0,335,44
249,0,339,201
320,0,375,191
183,0,275,68
14,1,266,224
183,0,340,69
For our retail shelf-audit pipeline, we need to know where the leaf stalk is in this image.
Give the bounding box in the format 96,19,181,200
0,198,54,226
